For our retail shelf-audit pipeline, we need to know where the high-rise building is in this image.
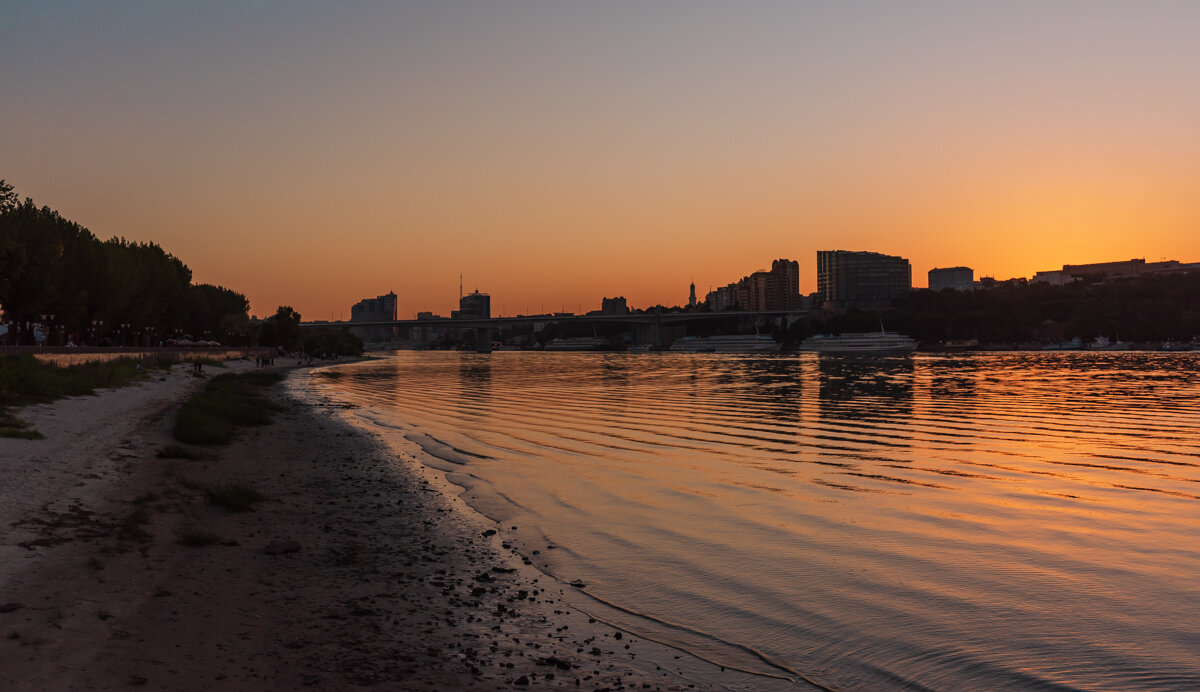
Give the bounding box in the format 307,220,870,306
601,296,630,315
817,250,911,310
704,259,802,312
349,291,398,342
452,290,491,320
928,266,974,292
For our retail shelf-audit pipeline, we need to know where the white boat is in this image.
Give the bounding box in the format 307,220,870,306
798,331,918,352
668,334,781,353
544,337,613,351
1087,335,1130,351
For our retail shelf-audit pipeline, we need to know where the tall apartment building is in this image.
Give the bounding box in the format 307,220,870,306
349,291,398,342
704,259,802,312
452,290,491,320
928,266,974,292
816,250,911,310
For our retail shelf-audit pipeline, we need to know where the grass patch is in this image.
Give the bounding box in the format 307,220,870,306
118,507,151,541
204,483,264,512
0,355,170,439
177,528,221,547
0,410,43,439
172,372,283,445
156,444,206,460
0,354,160,408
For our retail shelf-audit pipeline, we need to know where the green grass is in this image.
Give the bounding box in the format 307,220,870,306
0,354,159,407
204,483,264,512
0,410,43,439
156,444,206,460
0,354,169,439
177,528,221,547
172,371,283,445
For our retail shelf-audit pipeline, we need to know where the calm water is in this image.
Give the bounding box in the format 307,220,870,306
305,351,1200,691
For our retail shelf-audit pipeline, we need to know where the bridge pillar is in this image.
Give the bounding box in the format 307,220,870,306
475,327,492,353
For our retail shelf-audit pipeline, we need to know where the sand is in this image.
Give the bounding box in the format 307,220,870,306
0,360,739,691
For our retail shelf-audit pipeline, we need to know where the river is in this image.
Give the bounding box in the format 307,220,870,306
303,351,1200,691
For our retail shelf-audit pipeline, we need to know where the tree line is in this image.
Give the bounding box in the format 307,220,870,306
0,179,360,355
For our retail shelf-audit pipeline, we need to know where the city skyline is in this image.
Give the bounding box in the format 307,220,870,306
6,2,1200,319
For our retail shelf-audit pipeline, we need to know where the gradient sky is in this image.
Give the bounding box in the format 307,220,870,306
4,1,1200,319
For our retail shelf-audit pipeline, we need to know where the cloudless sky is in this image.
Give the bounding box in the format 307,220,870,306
4,1,1200,319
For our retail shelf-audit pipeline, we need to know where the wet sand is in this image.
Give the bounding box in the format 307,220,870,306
0,363,732,690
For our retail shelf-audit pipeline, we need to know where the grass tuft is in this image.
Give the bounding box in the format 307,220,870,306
172,372,283,445
0,409,42,439
204,483,264,512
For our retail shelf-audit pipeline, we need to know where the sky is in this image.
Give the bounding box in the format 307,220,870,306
4,1,1200,319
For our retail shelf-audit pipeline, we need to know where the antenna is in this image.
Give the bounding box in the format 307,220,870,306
459,274,463,300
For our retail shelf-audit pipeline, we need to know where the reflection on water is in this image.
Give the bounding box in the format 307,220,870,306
311,351,1200,691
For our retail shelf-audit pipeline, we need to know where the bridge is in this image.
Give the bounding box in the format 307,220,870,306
303,309,811,351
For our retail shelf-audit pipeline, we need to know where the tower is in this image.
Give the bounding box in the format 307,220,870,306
689,279,697,308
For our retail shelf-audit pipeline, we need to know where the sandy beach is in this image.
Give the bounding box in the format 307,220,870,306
0,360,731,691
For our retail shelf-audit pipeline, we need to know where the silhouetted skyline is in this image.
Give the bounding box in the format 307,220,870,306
5,2,1200,319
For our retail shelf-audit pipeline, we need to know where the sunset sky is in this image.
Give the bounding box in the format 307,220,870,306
4,1,1200,319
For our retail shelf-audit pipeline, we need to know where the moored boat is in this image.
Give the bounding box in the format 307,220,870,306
798,331,918,352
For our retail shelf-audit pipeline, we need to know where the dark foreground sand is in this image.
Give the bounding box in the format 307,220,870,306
0,366,737,691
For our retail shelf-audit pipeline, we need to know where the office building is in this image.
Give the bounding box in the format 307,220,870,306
817,250,911,310
452,290,491,320
928,266,974,292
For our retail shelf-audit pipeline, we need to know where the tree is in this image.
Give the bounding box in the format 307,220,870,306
0,179,16,214
260,306,303,351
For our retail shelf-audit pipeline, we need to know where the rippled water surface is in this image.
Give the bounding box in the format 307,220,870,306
310,351,1200,690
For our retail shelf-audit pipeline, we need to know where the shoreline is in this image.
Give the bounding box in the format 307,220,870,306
0,361,740,690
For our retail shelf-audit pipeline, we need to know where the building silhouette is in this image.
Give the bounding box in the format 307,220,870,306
705,259,802,311
817,250,911,310
688,280,697,308
601,296,630,315
349,291,398,342
452,290,491,320
1032,258,1192,285
928,266,974,292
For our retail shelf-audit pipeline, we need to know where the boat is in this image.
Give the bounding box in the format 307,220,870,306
668,334,781,353
798,331,918,352
1044,337,1083,351
544,337,613,351
1087,335,1130,351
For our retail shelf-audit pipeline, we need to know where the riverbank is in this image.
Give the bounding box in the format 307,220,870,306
0,361,730,690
